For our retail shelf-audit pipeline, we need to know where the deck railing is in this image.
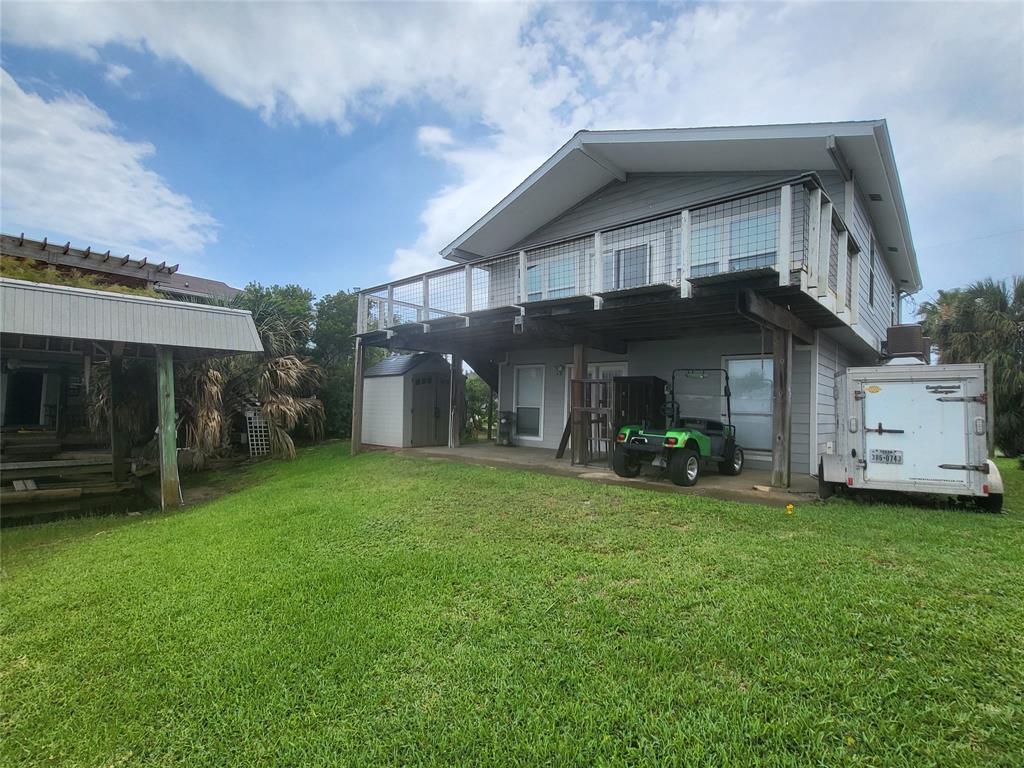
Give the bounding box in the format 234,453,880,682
358,179,857,334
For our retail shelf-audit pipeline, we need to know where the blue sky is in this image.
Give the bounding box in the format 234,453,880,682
1,2,1021,307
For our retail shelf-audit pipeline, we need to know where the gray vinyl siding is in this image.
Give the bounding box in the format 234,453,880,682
514,172,805,251
0,278,263,353
497,330,814,471
814,332,857,460
792,347,812,474
847,183,897,348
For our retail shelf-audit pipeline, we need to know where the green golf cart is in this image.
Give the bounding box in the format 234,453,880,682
612,368,744,486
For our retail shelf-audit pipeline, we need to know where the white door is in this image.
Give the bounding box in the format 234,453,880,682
861,379,969,486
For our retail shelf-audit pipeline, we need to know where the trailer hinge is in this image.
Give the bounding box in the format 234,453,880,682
936,393,987,404
938,463,990,473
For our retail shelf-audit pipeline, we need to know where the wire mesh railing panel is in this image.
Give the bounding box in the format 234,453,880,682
426,269,466,319
600,213,680,292
391,279,424,307
791,185,809,271
525,236,594,301
691,190,780,278
828,223,840,294
477,255,520,309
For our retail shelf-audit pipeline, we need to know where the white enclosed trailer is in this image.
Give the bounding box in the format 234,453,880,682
819,362,1004,511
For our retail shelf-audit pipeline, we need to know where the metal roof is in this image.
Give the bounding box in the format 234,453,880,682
365,352,446,378
440,121,920,292
0,277,263,357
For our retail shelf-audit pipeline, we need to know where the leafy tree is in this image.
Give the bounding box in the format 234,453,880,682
237,282,316,348
919,276,1024,457
463,373,495,440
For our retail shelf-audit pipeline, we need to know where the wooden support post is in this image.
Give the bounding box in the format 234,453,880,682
109,349,128,483
449,355,464,448
486,387,494,442
771,329,793,488
155,345,181,509
816,202,833,298
351,337,365,455
570,343,586,465
806,188,822,286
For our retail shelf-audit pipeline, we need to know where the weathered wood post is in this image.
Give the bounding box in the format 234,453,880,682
155,345,181,509
109,346,128,483
449,354,464,448
770,328,793,488
571,343,586,465
351,336,365,455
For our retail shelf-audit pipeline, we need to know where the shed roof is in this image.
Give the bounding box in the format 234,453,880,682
365,352,447,378
0,277,263,358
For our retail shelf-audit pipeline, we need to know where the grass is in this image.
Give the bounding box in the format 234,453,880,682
2,447,1022,767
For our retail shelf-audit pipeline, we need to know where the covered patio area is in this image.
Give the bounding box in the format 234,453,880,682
405,442,819,507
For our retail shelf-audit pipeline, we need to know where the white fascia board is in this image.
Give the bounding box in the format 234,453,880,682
576,120,881,147
440,133,595,260
872,122,921,293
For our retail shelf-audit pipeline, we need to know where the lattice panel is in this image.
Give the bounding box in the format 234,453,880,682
246,409,270,457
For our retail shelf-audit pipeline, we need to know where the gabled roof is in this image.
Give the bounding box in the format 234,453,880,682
441,121,920,292
365,352,447,378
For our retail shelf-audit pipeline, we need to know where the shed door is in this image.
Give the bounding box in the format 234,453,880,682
411,374,449,447
861,378,969,487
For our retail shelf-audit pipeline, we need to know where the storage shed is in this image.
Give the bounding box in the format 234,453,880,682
361,353,451,448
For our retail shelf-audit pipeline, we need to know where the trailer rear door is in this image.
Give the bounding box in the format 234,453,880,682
860,377,970,488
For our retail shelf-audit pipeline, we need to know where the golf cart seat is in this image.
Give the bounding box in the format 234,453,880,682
676,416,725,435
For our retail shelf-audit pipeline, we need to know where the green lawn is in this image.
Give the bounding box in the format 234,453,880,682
2,448,1022,767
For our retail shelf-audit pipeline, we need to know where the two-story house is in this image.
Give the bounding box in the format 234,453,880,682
352,121,920,487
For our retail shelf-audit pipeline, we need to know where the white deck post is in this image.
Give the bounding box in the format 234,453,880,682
777,185,792,286
357,292,367,334
817,202,833,298
806,188,822,288
464,264,473,313
421,275,430,322
680,209,691,298
518,250,528,303
593,232,604,309
836,230,850,315
384,285,394,328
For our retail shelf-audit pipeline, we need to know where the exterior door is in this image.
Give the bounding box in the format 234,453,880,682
411,374,450,447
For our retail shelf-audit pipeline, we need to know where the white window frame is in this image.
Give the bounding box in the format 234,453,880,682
721,353,774,458
513,364,545,441
691,205,780,278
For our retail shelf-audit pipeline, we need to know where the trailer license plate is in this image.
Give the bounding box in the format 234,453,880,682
870,449,903,465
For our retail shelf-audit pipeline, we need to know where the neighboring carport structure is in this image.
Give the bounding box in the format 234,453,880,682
1,277,263,509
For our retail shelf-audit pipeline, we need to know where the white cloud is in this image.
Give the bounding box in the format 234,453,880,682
3,1,1021,291
104,63,131,86
0,70,217,262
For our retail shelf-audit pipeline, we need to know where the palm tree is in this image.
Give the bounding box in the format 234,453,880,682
177,292,325,466
919,277,1024,456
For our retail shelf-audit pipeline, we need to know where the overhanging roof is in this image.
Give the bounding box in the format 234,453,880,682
0,278,263,358
441,121,920,292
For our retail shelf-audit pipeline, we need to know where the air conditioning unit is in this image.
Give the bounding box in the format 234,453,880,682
885,324,930,363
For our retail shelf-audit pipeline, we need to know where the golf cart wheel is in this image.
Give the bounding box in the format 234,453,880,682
669,448,701,487
719,446,744,476
977,493,1003,513
612,446,642,478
